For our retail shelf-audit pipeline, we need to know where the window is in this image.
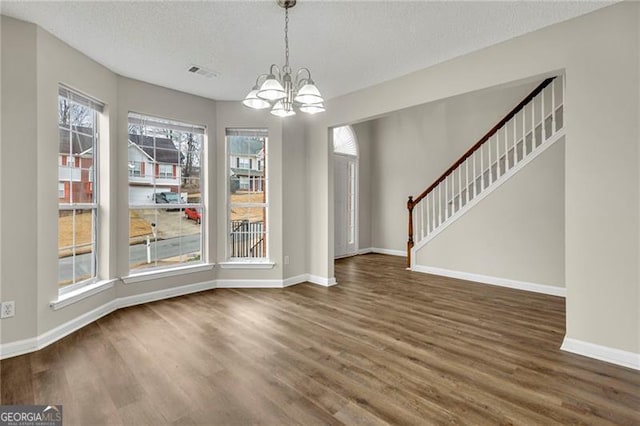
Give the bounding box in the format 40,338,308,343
129,161,142,177
332,125,358,156
158,164,173,178
127,113,205,272
57,85,103,289
238,158,251,169
227,129,267,260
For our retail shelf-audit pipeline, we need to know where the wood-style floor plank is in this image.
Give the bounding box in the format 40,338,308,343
1,254,639,425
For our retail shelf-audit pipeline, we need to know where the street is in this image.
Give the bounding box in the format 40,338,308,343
58,234,202,284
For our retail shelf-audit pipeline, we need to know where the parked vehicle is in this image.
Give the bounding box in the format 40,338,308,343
185,207,201,224
154,192,181,204
154,192,181,211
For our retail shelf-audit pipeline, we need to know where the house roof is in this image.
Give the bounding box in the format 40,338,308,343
229,136,264,156
58,126,94,155
129,134,181,164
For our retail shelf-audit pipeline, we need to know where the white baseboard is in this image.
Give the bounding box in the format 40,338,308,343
371,247,406,257
216,279,284,288
116,280,217,308
357,247,373,255
0,274,340,359
282,274,310,287
0,337,39,360
412,264,566,297
38,300,118,354
308,274,337,287
561,337,640,370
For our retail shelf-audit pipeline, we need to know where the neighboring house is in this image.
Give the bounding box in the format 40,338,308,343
128,133,182,204
58,127,94,203
229,136,264,192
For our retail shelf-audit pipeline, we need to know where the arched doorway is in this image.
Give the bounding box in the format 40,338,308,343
333,125,358,258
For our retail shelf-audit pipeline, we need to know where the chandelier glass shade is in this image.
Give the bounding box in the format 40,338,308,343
242,0,325,117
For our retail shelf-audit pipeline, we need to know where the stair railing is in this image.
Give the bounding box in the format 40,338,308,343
406,76,564,268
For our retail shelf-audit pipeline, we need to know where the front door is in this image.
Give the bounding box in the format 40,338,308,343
334,154,357,258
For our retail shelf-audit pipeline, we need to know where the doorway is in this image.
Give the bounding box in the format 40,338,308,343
333,126,358,258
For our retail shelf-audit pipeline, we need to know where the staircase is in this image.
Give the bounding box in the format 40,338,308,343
406,76,565,268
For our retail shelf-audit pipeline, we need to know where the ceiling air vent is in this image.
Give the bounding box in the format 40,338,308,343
187,64,218,79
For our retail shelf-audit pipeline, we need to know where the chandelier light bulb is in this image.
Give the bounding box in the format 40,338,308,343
257,75,286,101
294,82,324,105
270,101,296,117
299,103,325,114
243,89,271,109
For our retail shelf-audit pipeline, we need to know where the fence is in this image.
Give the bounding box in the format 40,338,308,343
230,220,265,258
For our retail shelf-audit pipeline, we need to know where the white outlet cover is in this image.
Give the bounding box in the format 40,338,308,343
1,301,15,319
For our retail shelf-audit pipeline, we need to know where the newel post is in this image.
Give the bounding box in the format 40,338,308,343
407,196,414,269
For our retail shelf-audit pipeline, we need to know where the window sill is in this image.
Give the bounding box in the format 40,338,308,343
218,261,275,270
50,279,116,311
122,263,215,284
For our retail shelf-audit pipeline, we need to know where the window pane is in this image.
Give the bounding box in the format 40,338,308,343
58,87,100,289
128,208,201,271
227,131,267,260
229,207,266,259
58,209,95,287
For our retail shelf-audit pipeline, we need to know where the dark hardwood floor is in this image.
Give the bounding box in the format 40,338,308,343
2,254,639,425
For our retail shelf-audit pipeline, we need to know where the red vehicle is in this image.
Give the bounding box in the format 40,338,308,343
184,208,201,224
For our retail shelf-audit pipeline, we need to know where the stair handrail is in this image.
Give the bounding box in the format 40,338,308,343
406,77,556,268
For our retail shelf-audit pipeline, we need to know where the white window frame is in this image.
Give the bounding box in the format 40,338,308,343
238,157,251,169
129,161,142,177
226,129,269,261
127,112,206,275
57,85,102,294
158,163,173,178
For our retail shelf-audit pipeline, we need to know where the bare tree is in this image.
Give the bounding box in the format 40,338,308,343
58,98,91,127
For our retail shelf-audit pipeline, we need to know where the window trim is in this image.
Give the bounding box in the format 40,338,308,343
127,112,207,274
226,129,269,261
58,87,102,291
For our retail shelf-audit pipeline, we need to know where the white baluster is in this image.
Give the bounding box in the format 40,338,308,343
532,94,537,149
438,184,442,226
551,79,556,134
560,74,567,117
431,191,435,233
457,167,462,212
481,143,485,190
465,158,470,205
504,126,508,174
513,111,517,163
522,106,526,159
445,177,448,220
490,136,498,185
541,85,546,141
472,151,477,199
420,202,424,240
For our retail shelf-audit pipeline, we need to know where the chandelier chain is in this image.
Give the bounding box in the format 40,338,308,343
284,7,290,69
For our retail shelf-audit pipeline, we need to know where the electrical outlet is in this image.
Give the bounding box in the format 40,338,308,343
284,255,290,265
1,301,15,319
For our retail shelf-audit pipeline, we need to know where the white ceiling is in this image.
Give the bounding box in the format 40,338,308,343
1,1,613,101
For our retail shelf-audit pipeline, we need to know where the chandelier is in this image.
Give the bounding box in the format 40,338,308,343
242,0,325,117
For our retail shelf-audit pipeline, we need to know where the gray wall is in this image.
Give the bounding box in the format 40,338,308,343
416,139,565,288
1,17,39,343
0,16,304,345
366,81,538,252
305,3,640,355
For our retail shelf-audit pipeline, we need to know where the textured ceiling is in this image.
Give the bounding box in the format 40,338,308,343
1,1,613,101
